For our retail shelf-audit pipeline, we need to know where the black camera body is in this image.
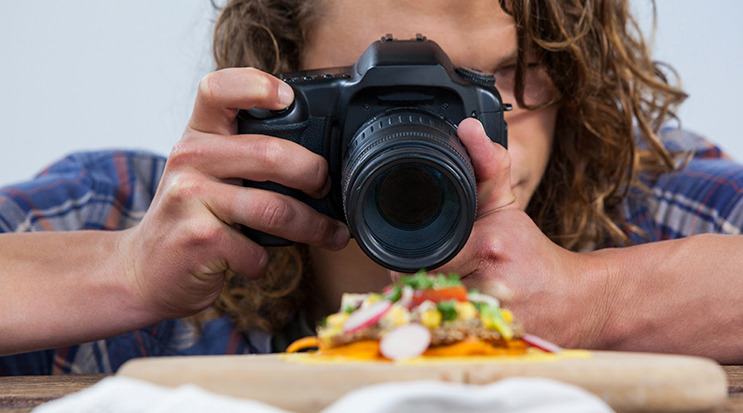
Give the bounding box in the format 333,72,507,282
238,35,509,272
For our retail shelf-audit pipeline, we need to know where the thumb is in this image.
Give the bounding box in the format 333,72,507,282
457,117,519,215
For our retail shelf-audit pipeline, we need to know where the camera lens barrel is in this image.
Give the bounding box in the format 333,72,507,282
342,110,477,273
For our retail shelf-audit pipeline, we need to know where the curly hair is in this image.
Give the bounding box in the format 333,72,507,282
207,0,687,334
501,0,687,250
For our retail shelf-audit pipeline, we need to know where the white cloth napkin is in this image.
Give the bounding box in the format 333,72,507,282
33,376,614,413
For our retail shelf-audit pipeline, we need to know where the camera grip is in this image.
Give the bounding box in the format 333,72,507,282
237,116,330,246
237,114,327,155
241,226,294,246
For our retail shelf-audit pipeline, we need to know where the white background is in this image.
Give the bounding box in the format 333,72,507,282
0,1,742,186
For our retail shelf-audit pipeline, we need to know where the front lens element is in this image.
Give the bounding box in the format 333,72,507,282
377,164,443,230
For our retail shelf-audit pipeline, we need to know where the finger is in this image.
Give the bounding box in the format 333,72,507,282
457,117,518,213
428,225,487,279
188,67,294,135
167,213,270,282
203,179,350,250
432,208,525,292
143,173,271,280
169,132,331,199
205,223,270,281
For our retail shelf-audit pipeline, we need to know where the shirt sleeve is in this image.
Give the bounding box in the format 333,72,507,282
0,150,167,375
0,150,165,233
622,129,743,244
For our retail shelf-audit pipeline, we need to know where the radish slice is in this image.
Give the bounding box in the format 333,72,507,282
467,292,499,308
380,323,432,360
521,333,563,354
397,286,414,309
343,300,392,333
340,293,368,312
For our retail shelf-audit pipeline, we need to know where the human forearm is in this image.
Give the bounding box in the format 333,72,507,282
438,203,743,362
591,233,743,362
0,230,156,355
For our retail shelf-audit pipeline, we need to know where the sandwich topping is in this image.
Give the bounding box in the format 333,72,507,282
287,271,561,361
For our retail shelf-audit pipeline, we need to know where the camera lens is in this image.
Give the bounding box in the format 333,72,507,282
342,110,477,273
377,164,442,230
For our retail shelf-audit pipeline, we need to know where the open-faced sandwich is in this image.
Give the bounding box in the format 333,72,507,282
287,271,561,361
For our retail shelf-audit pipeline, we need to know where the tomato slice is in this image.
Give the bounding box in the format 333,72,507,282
412,286,468,306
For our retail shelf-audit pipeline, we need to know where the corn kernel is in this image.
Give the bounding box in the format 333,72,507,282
501,309,514,323
363,294,382,307
454,301,477,320
421,309,442,328
380,305,410,328
325,312,348,329
481,314,495,330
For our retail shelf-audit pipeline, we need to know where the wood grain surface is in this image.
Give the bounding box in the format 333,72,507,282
116,351,727,413
0,374,106,412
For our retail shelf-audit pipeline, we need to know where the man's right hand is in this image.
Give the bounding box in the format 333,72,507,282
120,67,350,320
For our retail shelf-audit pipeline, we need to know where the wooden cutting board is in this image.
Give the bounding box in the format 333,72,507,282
117,350,727,413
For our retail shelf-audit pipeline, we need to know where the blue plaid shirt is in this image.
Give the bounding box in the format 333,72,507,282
623,128,743,242
2,128,743,375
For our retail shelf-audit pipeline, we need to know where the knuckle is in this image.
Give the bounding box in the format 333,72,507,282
248,68,275,102
191,221,222,244
241,248,270,279
308,217,334,244
309,157,329,192
258,196,295,229
481,235,506,260
493,143,512,171
197,72,220,105
167,137,204,170
160,173,205,205
184,219,224,250
251,136,284,170
253,81,273,103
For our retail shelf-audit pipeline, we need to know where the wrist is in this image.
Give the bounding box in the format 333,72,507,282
81,230,164,334
582,246,650,350
113,227,167,325
0,230,163,355
551,249,621,350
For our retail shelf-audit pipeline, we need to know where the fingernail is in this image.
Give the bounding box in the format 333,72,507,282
320,176,332,197
473,118,486,134
278,82,294,107
333,224,350,249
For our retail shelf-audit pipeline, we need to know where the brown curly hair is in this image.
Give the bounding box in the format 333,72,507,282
207,0,687,334
503,0,687,250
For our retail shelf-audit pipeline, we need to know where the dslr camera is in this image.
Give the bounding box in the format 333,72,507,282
238,34,509,273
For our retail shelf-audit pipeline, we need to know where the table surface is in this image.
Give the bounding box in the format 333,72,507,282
2,366,743,412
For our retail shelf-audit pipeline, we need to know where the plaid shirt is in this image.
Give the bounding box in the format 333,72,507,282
2,129,743,375
622,128,743,242
0,151,273,375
